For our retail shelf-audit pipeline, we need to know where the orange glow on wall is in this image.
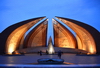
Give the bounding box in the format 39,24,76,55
5,18,45,54
53,19,77,48
76,35,83,50
6,27,27,54
89,45,96,54
24,19,48,48
7,43,16,54
56,17,96,54
4,17,99,55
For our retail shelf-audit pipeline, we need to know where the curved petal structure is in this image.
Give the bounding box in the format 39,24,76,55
0,17,45,54
56,16,100,54
53,19,77,48
0,16,100,55
24,19,48,48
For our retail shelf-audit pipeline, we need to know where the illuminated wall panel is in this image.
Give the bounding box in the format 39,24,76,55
0,16,100,55
5,17,45,54
56,17,97,54
53,19,77,48
24,19,48,48
76,34,83,50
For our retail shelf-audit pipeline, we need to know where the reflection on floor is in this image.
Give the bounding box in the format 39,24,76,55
0,53,100,68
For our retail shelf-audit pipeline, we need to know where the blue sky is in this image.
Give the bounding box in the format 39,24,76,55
0,0,100,38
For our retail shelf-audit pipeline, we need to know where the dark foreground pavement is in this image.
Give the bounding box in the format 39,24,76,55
0,53,100,68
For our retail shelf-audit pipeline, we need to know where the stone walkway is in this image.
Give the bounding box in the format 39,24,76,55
0,53,100,67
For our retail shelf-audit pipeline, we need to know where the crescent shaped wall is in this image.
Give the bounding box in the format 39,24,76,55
0,17,45,54
24,19,48,48
56,16,100,54
53,19,77,48
0,16,99,55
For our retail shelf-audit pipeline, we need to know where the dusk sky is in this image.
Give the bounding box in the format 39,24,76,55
0,0,100,39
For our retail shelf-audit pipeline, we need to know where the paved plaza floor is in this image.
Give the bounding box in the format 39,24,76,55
0,53,100,67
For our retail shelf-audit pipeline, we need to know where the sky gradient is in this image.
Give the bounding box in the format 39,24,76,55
0,0,100,38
